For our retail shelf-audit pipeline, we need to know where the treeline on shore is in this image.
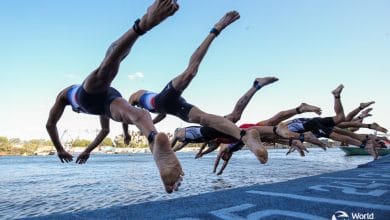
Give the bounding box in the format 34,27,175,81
0,131,175,156
1,130,338,156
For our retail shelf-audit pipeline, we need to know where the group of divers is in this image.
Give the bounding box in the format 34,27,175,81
46,0,388,193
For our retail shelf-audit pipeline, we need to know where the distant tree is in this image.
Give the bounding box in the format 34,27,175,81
23,139,42,154
71,139,91,147
10,146,26,155
113,133,149,148
44,140,53,146
135,142,148,148
0,136,11,152
114,134,127,148
101,137,113,146
9,138,22,145
30,139,48,145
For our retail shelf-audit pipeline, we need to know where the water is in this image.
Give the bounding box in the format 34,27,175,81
0,148,372,219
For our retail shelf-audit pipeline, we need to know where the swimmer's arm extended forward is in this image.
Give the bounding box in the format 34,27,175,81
172,141,189,152
46,90,73,163
196,141,220,158
213,145,233,175
122,123,131,145
76,116,110,164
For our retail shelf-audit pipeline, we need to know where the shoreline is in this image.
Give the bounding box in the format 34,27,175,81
0,145,351,157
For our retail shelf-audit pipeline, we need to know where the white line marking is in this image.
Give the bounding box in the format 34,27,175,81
247,209,328,220
210,204,254,220
246,190,390,211
320,177,390,181
210,204,327,220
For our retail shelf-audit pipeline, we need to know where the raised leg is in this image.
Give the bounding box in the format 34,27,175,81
83,0,179,93
258,103,321,126
171,11,240,92
337,121,387,133
345,101,375,121
331,84,345,124
224,77,278,123
353,107,373,123
269,124,326,149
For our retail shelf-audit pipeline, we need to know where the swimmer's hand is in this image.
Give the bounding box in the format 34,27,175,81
286,144,308,157
213,146,233,175
195,152,202,159
57,150,73,163
286,147,295,156
76,151,90,164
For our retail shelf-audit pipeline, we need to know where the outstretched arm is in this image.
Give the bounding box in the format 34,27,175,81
213,144,234,175
122,123,131,145
172,141,189,152
76,116,110,164
196,141,221,158
195,142,209,159
153,113,167,124
46,89,73,163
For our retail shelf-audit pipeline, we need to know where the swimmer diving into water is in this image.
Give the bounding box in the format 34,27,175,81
46,0,183,193
126,11,270,164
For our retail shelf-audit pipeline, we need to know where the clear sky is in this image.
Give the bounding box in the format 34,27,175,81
0,0,389,141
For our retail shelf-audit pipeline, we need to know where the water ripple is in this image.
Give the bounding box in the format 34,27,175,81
0,148,371,219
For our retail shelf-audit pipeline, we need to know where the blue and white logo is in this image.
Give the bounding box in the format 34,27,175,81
332,210,350,220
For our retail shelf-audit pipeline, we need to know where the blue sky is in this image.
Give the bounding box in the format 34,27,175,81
0,0,389,140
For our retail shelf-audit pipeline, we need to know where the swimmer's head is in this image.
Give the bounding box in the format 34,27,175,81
174,127,185,141
128,89,147,106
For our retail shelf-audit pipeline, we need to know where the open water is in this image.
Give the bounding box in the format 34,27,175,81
0,148,373,219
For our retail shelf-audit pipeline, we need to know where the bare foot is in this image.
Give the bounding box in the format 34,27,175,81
214,11,240,32
358,108,373,119
152,133,184,193
254,77,279,88
361,107,373,115
242,129,268,164
360,101,375,110
298,103,322,115
139,0,179,32
370,123,388,133
332,84,344,97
